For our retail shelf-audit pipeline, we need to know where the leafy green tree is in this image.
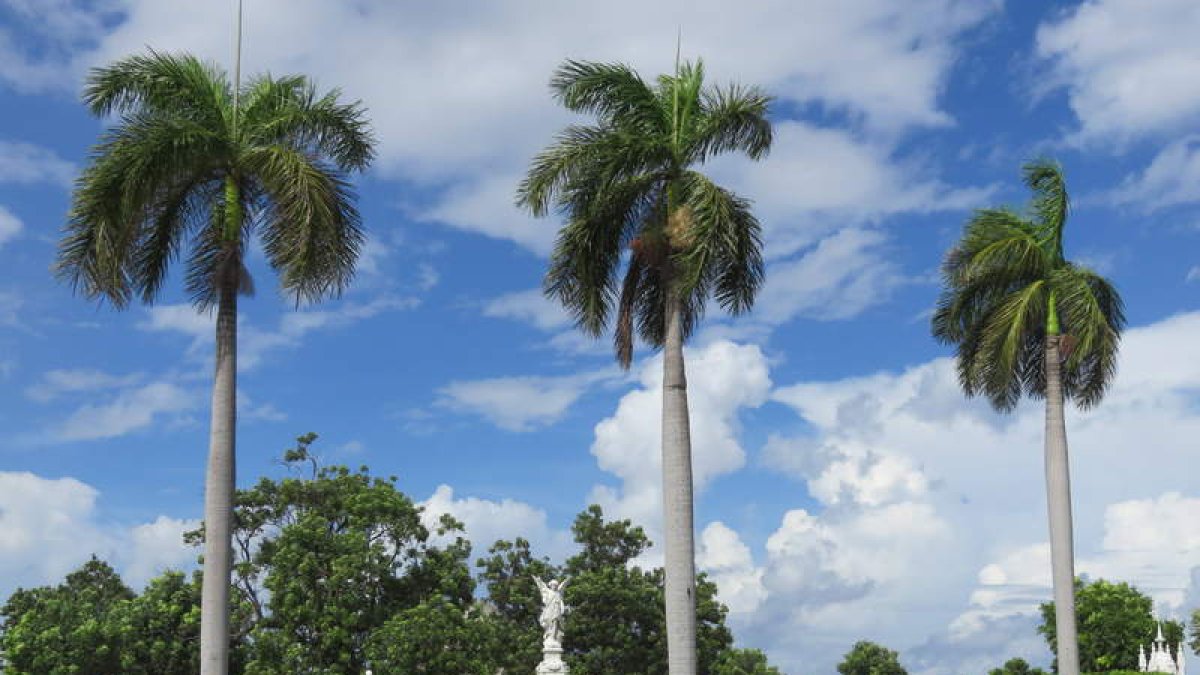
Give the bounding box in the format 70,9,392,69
518,57,772,675
475,537,561,673
364,597,501,674
1038,577,1183,672
712,647,783,674
989,657,1050,675
1190,607,1200,656
836,640,908,675
109,571,204,674
931,160,1125,675
0,557,133,674
479,505,735,675
189,434,471,674
57,52,374,675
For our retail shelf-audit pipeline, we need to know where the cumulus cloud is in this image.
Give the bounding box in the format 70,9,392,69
0,471,195,599
1036,0,1200,142
588,340,771,533
484,288,572,332
734,310,1200,674
420,484,573,561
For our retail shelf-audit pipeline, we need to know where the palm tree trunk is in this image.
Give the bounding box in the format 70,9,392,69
200,280,237,675
1044,334,1080,675
662,291,697,675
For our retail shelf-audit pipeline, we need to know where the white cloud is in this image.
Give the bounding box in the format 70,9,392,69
138,294,419,370
420,484,573,561
755,228,909,325
588,340,771,533
0,471,195,599
735,310,1200,674
123,516,201,589
0,138,75,185
0,0,997,254
1110,136,1200,210
0,204,22,248
437,368,615,432
483,288,571,331
55,381,195,441
698,522,767,614
26,367,143,402
1036,0,1200,142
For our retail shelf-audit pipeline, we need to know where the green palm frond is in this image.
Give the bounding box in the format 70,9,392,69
551,61,664,132
1052,265,1123,408
675,171,763,315
58,50,374,312
690,83,772,162
240,75,375,171
83,50,228,124
931,159,1125,411
523,58,771,366
248,146,363,304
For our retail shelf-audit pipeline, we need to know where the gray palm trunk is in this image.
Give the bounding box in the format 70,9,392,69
1044,335,1080,675
200,281,237,675
661,292,698,675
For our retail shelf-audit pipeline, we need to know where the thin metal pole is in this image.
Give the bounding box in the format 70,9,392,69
233,0,243,119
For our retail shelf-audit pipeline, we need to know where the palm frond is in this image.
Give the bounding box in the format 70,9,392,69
1052,265,1124,408
543,176,662,337
674,171,763,315
966,280,1048,412
615,249,647,369
241,75,375,171
246,146,363,305
83,50,229,125
689,82,772,162
551,60,664,132
1023,158,1068,258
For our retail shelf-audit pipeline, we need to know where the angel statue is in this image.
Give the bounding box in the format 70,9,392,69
533,575,570,645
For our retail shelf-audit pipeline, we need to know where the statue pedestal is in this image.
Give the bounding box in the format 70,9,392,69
535,640,569,674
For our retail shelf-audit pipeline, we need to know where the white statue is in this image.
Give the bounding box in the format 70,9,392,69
534,576,569,646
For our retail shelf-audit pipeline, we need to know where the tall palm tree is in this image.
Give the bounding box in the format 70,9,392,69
931,160,1124,675
56,51,374,675
517,58,771,675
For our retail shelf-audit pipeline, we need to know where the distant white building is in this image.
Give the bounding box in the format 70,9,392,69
1139,621,1186,675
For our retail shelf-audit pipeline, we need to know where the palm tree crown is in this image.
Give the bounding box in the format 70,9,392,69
931,159,1125,411
517,59,772,366
57,50,375,308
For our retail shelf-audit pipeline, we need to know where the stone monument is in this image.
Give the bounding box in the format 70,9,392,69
534,575,570,674
1139,620,1186,675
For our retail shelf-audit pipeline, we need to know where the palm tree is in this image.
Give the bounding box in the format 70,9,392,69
56,51,374,675
931,160,1124,675
517,58,771,674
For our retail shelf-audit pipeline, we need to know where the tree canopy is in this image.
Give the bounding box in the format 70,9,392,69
836,640,909,675
0,434,781,675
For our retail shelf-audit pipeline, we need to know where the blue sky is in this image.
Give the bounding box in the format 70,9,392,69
2,1,1200,673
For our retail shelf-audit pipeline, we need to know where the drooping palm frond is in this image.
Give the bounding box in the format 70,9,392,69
1052,265,1123,408
932,160,1124,411
240,75,375,171
248,146,363,304
58,51,374,312
689,83,772,163
83,50,229,124
551,60,665,133
521,58,771,368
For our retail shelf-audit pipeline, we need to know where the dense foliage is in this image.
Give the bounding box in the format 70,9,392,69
990,657,1050,675
1038,577,1185,672
836,640,908,675
0,434,779,674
